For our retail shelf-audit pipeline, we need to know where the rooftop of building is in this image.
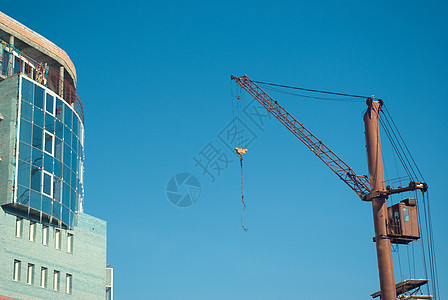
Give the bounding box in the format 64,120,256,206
0,11,76,86
0,11,84,123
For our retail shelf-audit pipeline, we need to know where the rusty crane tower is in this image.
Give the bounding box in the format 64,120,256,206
231,75,431,300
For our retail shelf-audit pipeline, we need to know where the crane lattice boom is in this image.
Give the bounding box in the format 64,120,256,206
231,74,371,200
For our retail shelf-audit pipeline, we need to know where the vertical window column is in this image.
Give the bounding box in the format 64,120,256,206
15,217,23,238
40,267,47,288
65,274,72,294
29,221,36,242
13,260,21,281
42,225,49,245
55,228,61,250
27,263,35,285
67,233,73,253
53,270,60,291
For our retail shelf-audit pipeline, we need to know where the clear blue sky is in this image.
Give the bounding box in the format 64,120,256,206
3,1,447,299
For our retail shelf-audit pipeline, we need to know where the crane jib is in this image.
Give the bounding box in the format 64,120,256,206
231,74,371,200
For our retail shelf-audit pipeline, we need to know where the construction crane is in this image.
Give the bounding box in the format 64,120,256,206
231,74,429,300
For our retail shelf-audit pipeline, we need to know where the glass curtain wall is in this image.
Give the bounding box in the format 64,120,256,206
15,76,84,228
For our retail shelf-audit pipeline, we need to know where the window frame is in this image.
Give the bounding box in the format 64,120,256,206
27,263,35,285
67,233,73,254
42,170,54,198
43,130,55,156
13,260,21,281
65,273,72,294
55,228,61,250
45,91,56,116
15,217,23,238
53,270,60,291
29,221,36,242
42,225,49,246
40,267,48,288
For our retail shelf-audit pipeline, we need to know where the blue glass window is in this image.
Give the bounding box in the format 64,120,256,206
62,206,69,225
64,105,72,128
21,101,33,122
54,179,62,202
71,152,77,172
63,165,70,185
64,126,71,146
19,142,31,163
42,196,52,215
45,113,55,133
63,183,70,206
32,125,43,149
70,170,76,188
30,190,41,210
14,57,21,74
69,194,76,212
45,93,54,114
16,186,30,205
34,85,44,110
63,144,71,168
21,78,34,103
42,172,53,197
44,153,53,173
54,159,62,178
71,132,77,153
19,120,32,145
55,138,63,162
73,118,79,137
52,201,61,219
55,98,64,121
44,131,54,155
30,168,41,192
17,160,31,188
33,108,44,128
31,148,43,168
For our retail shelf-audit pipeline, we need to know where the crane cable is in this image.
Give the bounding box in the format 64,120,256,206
379,106,439,298
235,147,248,232
254,80,370,99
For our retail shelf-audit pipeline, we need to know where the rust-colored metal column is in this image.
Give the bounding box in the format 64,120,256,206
364,99,396,300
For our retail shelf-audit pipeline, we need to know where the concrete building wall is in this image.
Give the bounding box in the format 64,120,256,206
0,210,106,299
0,76,19,206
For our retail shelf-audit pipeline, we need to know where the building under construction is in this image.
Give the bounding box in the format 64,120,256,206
0,11,112,299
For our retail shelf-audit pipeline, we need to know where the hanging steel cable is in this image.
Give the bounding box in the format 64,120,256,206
383,105,425,181
254,80,370,99
260,85,366,103
378,104,439,299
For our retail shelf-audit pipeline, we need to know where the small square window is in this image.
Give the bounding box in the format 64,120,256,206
403,207,410,222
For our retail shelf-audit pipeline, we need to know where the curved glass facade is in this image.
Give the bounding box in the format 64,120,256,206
15,76,84,228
